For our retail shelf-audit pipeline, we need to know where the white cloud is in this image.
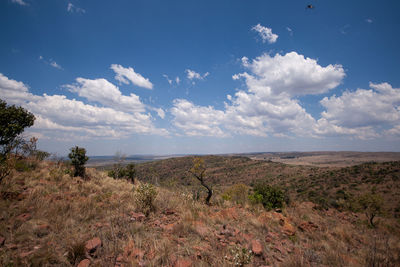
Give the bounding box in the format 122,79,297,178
163,74,172,85
185,69,209,80
172,51,343,137
315,82,400,139
366,18,373,24
67,3,85,13
286,27,293,36
39,56,63,70
12,0,27,6
0,73,167,141
176,76,180,85
111,64,153,89
252,24,278,44
235,52,345,96
50,60,62,70
171,99,226,137
66,78,146,113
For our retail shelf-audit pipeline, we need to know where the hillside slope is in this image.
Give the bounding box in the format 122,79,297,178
0,160,399,266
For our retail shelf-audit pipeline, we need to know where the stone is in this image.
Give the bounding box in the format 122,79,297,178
77,259,90,267
17,213,31,222
164,208,176,215
298,221,318,232
251,240,263,255
130,212,145,222
282,222,296,236
85,237,102,254
175,258,193,267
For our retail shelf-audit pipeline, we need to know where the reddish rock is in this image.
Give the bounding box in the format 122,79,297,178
130,211,145,222
20,251,34,258
251,240,263,255
282,222,296,236
164,208,177,215
77,259,90,267
0,236,5,246
85,237,102,254
298,221,318,232
175,258,193,267
17,213,31,222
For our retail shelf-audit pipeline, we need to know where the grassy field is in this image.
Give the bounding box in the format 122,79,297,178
0,156,399,266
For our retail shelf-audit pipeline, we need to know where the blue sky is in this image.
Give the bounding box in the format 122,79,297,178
1,0,400,155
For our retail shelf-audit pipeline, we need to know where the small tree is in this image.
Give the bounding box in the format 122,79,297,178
0,99,35,182
125,163,136,184
249,183,285,210
68,146,89,178
0,99,35,157
188,157,213,205
357,192,384,227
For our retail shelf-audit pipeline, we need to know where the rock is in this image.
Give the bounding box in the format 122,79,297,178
298,221,318,232
77,259,90,267
17,213,31,222
251,240,263,256
282,222,296,236
0,236,5,246
164,208,176,215
85,237,102,254
130,212,145,222
20,251,34,258
175,258,193,267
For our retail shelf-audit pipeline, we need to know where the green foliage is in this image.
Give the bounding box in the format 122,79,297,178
0,99,35,157
249,183,285,210
134,183,158,216
108,163,136,183
221,183,249,205
357,191,384,227
68,146,89,178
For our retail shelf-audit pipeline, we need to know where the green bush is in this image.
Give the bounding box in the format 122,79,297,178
68,146,89,178
108,163,136,183
249,183,285,210
134,183,157,216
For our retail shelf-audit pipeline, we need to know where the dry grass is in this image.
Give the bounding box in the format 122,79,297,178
0,160,399,266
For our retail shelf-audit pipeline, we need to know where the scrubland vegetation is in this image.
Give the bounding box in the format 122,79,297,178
1,99,400,266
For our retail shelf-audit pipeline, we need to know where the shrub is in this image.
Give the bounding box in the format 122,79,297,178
108,162,136,183
357,191,384,227
68,146,89,178
134,183,157,216
221,183,249,205
249,183,285,210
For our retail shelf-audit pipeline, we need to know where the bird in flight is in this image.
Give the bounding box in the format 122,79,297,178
306,4,315,9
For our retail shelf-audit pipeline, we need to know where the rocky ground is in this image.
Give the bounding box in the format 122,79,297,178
1,160,400,266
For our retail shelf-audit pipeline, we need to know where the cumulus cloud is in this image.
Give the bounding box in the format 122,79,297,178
172,51,344,137
0,73,167,141
111,64,153,89
236,52,345,96
185,69,209,80
315,82,400,139
66,78,146,113
11,0,27,6
171,99,226,137
67,3,85,13
252,24,278,44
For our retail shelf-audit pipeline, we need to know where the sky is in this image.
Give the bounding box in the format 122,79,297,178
1,0,400,156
